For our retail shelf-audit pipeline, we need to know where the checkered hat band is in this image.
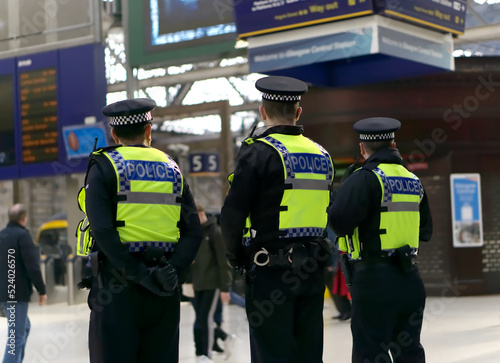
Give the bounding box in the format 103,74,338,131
110,112,152,126
359,132,395,141
262,93,301,102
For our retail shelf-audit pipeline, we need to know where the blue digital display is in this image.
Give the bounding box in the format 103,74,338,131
0,43,107,181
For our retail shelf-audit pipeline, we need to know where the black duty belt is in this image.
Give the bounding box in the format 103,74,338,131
349,256,417,273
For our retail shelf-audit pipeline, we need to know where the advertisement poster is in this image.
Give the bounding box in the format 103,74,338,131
450,173,483,248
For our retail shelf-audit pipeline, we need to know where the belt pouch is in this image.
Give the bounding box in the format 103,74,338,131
395,244,412,274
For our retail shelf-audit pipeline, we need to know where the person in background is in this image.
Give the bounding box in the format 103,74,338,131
324,226,352,321
191,202,234,363
0,204,47,363
329,117,432,363
221,76,334,362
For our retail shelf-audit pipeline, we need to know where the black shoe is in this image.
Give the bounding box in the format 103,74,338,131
338,313,352,321
213,342,224,353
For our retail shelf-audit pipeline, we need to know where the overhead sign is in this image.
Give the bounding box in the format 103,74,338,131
0,43,107,181
376,0,467,35
62,124,108,159
189,152,220,175
128,0,242,68
450,173,483,248
247,15,454,87
234,0,374,39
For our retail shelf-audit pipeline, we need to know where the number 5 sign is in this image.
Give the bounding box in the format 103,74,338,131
189,152,220,174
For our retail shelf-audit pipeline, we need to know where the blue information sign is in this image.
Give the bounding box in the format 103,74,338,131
233,0,373,38
62,124,108,159
376,0,467,34
450,173,483,248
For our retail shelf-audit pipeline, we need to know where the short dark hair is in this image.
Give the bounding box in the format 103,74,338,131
112,122,151,141
362,139,394,154
262,99,299,124
8,204,27,223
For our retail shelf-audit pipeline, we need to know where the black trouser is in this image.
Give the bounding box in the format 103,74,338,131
245,264,325,363
192,289,220,357
349,262,426,363
88,267,181,363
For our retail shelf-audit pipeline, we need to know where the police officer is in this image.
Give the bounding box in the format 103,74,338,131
84,98,203,363
221,76,334,363
329,117,433,363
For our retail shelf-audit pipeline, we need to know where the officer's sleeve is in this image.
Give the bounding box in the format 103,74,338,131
419,187,433,242
169,181,203,279
18,230,46,295
220,145,258,267
329,170,379,237
85,157,148,283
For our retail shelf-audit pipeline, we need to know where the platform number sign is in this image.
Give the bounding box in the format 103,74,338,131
189,152,220,174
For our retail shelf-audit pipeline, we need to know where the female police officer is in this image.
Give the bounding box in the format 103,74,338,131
83,98,202,363
329,117,433,363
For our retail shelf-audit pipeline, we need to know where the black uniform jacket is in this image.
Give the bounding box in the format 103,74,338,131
85,145,203,284
0,221,46,301
221,125,323,267
329,147,433,255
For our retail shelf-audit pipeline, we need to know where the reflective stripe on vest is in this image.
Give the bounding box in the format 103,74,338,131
104,147,183,252
345,163,422,260
258,134,333,239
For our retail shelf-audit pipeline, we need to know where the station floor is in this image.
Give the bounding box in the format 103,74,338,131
1,293,499,363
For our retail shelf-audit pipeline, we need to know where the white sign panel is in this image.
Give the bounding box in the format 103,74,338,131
450,173,483,248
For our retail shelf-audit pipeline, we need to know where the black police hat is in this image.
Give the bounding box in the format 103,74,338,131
102,98,156,126
255,76,308,102
353,117,401,141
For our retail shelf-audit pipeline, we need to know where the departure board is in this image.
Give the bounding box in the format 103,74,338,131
0,74,16,167
19,68,59,164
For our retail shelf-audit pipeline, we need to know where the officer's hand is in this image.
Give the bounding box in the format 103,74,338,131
153,257,178,293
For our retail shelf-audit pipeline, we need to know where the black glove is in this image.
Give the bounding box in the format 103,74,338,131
153,256,178,293
139,257,178,297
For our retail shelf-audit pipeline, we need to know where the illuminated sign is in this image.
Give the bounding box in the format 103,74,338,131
233,0,374,38
19,68,59,164
128,0,242,68
0,43,107,181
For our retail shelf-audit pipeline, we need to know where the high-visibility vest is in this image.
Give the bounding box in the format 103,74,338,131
244,133,334,240
338,163,423,259
76,146,183,255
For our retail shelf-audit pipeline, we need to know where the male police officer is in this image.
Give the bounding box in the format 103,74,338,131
329,117,433,363
221,76,334,363
83,98,202,363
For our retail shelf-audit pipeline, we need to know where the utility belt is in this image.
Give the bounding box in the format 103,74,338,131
340,244,417,287
78,246,171,290
251,238,332,270
349,255,417,273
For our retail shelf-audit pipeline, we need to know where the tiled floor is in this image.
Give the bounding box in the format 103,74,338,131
1,294,500,362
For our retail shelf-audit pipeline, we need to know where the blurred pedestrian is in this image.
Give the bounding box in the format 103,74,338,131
191,202,234,362
0,204,47,363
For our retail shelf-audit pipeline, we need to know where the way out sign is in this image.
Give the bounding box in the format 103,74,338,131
450,173,483,248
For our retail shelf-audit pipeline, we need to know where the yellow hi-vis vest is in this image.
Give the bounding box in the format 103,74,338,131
76,146,183,255
255,133,334,239
337,163,423,260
